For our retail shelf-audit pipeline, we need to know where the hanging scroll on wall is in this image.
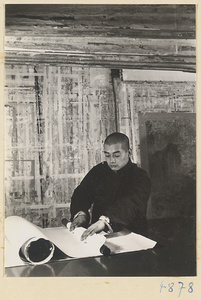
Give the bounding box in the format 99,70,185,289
139,113,196,219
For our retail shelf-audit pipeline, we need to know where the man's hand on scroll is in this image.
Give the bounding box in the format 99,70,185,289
69,214,88,231
80,220,105,241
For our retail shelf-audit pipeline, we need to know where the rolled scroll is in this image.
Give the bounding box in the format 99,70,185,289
5,216,106,267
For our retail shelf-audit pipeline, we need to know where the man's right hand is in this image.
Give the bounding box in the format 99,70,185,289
69,214,87,231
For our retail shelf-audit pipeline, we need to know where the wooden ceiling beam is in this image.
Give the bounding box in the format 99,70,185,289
5,4,195,39
5,4,196,71
5,50,195,73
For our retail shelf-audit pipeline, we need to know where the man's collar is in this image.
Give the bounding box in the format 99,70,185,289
116,159,132,174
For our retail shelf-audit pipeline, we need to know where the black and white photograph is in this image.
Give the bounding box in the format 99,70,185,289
2,1,198,290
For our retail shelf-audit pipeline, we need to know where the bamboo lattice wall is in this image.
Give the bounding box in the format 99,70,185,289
5,65,116,227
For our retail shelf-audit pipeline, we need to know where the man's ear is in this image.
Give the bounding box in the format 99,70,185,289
128,148,132,156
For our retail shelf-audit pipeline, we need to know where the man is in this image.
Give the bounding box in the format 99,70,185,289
70,132,151,240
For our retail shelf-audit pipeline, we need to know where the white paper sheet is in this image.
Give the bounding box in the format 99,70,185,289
44,227,106,258
105,231,157,254
5,216,157,268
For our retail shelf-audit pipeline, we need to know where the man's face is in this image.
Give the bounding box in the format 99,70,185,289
103,143,130,172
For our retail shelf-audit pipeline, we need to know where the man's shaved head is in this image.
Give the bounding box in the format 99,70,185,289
104,132,130,151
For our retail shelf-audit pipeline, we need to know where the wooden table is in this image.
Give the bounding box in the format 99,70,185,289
5,217,196,277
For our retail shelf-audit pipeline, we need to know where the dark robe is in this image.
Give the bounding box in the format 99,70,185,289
70,159,151,233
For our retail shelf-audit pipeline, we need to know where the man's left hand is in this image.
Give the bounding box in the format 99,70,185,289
81,220,105,241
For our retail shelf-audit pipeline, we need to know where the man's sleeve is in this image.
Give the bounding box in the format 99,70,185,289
103,168,151,231
70,170,94,223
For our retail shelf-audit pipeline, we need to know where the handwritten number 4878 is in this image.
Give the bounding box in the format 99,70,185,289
160,281,194,297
